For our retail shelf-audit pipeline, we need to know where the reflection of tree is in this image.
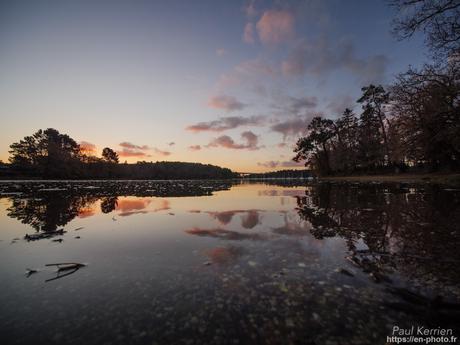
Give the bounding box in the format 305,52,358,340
7,195,97,232
100,196,118,213
296,183,460,284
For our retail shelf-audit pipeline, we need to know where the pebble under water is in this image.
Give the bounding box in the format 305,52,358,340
0,180,459,345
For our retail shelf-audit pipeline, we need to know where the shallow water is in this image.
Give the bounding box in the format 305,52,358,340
0,180,459,345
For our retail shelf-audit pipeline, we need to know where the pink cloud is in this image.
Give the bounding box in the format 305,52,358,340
207,131,261,150
216,58,277,89
186,116,265,133
243,0,258,17
117,142,151,158
188,145,202,151
257,160,304,168
243,22,255,44
216,48,227,56
154,148,171,156
79,141,97,155
270,114,319,140
256,10,295,45
208,95,247,111
117,149,151,158
281,38,388,84
119,142,150,150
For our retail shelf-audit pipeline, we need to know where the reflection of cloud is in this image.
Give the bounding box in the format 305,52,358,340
185,227,265,241
272,220,310,236
240,210,260,229
258,190,306,197
208,95,247,112
78,207,96,218
256,10,295,45
207,209,261,228
205,246,243,264
207,131,261,150
116,198,170,217
186,116,265,133
208,210,238,225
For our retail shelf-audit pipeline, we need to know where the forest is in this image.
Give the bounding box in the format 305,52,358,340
293,0,460,176
2,128,235,179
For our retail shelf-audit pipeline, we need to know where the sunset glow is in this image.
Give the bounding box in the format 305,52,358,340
0,0,425,172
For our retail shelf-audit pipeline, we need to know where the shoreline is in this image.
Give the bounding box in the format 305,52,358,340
319,173,460,185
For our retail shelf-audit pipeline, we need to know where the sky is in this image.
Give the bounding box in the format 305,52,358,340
0,0,427,173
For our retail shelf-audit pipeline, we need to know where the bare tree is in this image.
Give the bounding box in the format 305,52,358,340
390,0,460,57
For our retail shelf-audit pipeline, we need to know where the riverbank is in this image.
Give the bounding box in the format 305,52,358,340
319,173,460,186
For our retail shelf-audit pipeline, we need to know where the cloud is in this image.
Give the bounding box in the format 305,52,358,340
256,10,295,45
281,37,388,84
257,160,304,168
79,141,97,155
117,142,151,158
270,115,317,140
272,95,318,115
119,142,150,150
326,94,355,115
154,148,171,156
243,22,255,44
188,145,202,151
243,0,258,17
207,130,261,150
208,95,247,112
186,115,265,132
216,48,227,56
117,149,151,158
216,58,278,89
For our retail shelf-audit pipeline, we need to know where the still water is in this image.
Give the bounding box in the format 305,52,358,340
0,180,459,345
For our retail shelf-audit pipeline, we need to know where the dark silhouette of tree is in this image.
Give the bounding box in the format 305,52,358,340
293,116,335,175
331,108,359,173
4,129,236,179
391,61,460,170
390,0,460,58
100,196,118,213
102,147,119,164
7,195,96,232
357,85,390,166
8,128,81,177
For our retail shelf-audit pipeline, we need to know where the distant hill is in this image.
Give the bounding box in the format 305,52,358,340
0,161,236,180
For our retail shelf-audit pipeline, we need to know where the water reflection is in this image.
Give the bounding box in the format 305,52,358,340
1,180,459,344
295,182,460,288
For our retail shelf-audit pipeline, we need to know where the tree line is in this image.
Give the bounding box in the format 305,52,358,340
294,0,460,176
4,128,235,179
